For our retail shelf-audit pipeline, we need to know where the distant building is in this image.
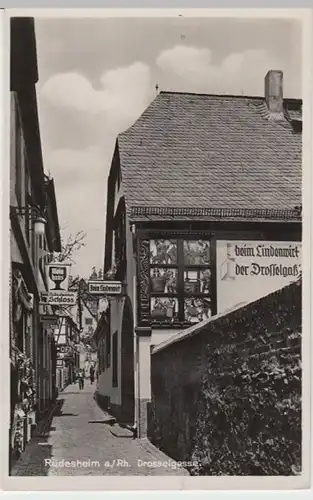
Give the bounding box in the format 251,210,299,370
54,315,80,390
10,17,61,464
67,277,100,374
94,70,302,437
80,298,98,338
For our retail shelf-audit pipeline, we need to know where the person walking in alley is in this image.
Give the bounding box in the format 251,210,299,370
89,364,95,384
77,368,85,390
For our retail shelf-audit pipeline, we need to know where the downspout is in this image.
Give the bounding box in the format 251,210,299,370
131,222,139,433
133,272,138,431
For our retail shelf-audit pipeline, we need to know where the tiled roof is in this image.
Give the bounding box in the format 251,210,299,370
118,92,302,221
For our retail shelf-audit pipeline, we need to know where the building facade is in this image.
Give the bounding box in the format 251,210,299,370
67,275,100,374
10,17,62,464
95,70,302,437
54,315,80,390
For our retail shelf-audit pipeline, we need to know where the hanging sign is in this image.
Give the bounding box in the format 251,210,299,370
45,262,71,293
56,345,73,355
40,291,77,306
216,240,301,314
88,280,123,295
40,315,59,328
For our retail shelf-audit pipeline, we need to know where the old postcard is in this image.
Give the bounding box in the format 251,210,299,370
0,7,311,492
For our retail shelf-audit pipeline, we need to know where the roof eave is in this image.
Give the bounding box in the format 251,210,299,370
129,206,302,224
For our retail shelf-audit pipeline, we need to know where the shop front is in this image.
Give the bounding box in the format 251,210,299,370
55,343,77,390
10,268,37,462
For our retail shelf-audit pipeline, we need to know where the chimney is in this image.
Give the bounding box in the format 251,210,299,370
265,70,283,114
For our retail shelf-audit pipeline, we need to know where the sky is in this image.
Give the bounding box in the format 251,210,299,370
34,15,302,278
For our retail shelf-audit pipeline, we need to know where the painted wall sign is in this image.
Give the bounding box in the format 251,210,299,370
216,240,301,314
40,291,77,306
88,280,122,295
45,262,71,292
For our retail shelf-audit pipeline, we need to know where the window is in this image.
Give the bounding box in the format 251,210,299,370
85,318,93,325
149,239,212,326
112,331,118,387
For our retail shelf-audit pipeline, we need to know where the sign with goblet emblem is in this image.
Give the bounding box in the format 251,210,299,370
45,262,71,292
42,262,76,306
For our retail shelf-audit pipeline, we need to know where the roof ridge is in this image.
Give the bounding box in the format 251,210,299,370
159,90,263,99
159,90,302,102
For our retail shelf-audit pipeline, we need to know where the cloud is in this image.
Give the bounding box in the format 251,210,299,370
40,44,284,276
41,73,100,113
40,62,157,278
44,145,109,231
44,145,108,277
41,46,281,138
156,45,281,95
45,145,105,188
41,62,154,133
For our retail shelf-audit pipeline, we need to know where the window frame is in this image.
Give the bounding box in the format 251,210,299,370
136,229,217,329
149,238,213,326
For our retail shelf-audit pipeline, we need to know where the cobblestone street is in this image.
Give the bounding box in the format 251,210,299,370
11,382,188,476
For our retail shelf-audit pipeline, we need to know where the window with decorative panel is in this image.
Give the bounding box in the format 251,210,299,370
138,236,214,328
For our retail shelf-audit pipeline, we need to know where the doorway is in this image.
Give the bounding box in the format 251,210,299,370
120,296,135,424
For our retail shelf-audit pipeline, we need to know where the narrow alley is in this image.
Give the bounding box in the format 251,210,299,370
8,15,303,485
11,382,188,477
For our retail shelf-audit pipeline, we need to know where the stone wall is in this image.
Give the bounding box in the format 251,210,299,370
148,280,301,475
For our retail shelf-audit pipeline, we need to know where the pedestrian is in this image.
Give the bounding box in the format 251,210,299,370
89,364,95,384
77,368,85,390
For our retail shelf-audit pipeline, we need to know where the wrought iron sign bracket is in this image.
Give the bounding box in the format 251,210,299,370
10,204,47,221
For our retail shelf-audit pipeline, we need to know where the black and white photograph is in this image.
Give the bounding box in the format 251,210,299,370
1,7,311,491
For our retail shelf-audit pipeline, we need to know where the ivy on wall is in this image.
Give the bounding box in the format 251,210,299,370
149,280,302,476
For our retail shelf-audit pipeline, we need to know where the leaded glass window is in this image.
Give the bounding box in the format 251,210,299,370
149,238,212,326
